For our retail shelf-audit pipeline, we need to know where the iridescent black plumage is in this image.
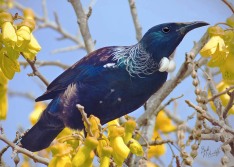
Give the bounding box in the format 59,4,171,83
21,22,208,151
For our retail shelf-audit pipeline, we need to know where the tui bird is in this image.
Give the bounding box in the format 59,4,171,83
21,22,208,151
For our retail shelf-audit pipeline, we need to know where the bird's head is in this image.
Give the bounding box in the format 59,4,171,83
140,21,209,62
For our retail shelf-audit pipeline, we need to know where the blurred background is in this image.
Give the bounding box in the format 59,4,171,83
0,0,233,166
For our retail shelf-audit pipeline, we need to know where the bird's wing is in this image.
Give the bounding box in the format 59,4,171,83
35,46,127,101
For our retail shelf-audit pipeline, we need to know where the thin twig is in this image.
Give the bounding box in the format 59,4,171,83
19,60,69,70
135,130,149,148
51,45,84,54
86,7,92,19
222,0,234,13
185,100,234,135
201,133,223,141
86,0,96,15
208,85,234,102
0,136,18,161
8,90,35,100
142,139,174,146
42,0,48,19
76,104,93,137
69,0,95,53
183,57,208,79
206,68,223,120
154,94,184,116
163,108,193,133
0,135,49,165
175,155,181,167
163,109,183,124
128,0,142,41
223,136,234,145
57,133,84,143
223,90,234,119
13,1,85,48
21,53,49,86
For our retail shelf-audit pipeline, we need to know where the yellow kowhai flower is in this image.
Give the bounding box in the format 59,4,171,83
48,156,72,167
20,155,31,167
208,26,225,37
50,142,72,157
56,128,80,150
128,138,143,156
97,136,110,158
220,54,234,84
72,136,98,167
29,102,46,125
100,146,113,167
226,14,234,27
48,142,72,167
0,33,3,47
56,127,74,139
84,115,100,138
23,8,35,20
200,36,227,67
0,12,17,48
0,0,13,9
209,81,234,115
148,131,166,159
200,26,229,67
22,33,41,60
145,160,159,167
206,43,227,67
2,21,17,47
200,35,223,56
147,110,175,159
155,110,176,133
5,46,20,60
123,119,136,144
0,69,7,120
0,47,20,79
225,31,234,55
20,161,31,167
108,120,130,166
16,9,35,48
16,25,31,48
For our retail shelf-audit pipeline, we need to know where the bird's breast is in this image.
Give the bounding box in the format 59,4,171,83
77,70,168,124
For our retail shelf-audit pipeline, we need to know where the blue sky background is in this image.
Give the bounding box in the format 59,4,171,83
1,0,233,166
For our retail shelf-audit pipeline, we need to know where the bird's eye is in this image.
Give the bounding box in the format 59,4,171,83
162,27,170,33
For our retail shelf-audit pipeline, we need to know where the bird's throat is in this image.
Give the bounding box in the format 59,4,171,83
112,43,159,77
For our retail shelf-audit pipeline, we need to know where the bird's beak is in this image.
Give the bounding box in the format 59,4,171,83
178,21,209,35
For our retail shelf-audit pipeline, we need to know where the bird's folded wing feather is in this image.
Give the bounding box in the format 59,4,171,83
35,46,126,101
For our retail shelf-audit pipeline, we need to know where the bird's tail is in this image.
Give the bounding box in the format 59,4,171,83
20,98,65,152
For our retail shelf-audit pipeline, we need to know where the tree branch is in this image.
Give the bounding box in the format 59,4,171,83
206,68,223,120
8,90,35,101
21,53,49,86
155,94,184,115
76,104,93,137
185,100,234,135
208,85,234,102
223,90,234,119
141,139,174,147
222,0,234,13
0,135,49,165
164,108,193,133
128,0,142,41
69,0,95,53
20,60,69,70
